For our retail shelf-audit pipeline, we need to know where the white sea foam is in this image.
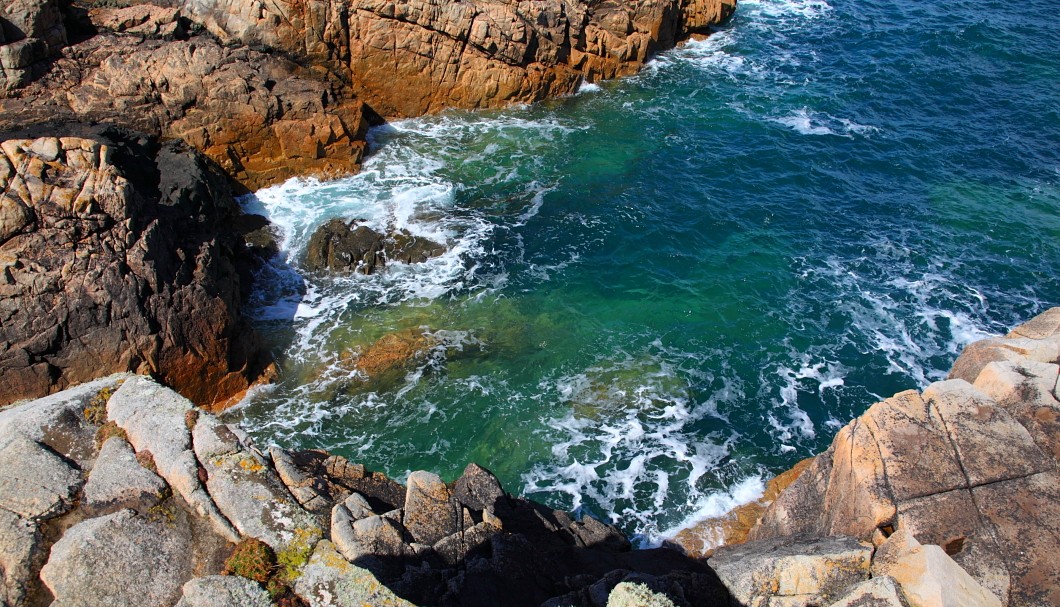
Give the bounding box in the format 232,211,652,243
773,109,879,137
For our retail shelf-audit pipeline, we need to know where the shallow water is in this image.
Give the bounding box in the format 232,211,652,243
229,0,1060,545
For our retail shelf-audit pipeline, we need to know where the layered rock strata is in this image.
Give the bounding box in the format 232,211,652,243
0,374,734,607
675,307,1060,607
0,127,270,409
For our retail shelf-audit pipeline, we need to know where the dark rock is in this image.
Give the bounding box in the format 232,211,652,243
452,462,508,513
303,219,446,275
0,127,271,409
569,515,632,552
304,218,385,274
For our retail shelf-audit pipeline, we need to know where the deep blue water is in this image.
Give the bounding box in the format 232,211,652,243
230,0,1060,545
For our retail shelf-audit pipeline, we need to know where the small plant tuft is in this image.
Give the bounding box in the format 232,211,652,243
224,538,276,584
184,409,199,430
83,387,114,425
94,421,127,448
135,449,158,473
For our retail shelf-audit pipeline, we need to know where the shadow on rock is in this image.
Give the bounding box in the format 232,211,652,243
274,450,735,607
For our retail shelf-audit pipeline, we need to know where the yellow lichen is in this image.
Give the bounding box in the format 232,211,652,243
276,527,322,582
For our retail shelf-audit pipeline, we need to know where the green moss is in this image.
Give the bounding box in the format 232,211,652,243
224,538,276,583
275,527,321,582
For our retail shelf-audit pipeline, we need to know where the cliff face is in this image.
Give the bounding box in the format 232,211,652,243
176,0,736,117
674,308,1060,607
0,127,271,409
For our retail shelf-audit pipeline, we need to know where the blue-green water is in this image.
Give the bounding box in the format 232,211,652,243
231,0,1060,545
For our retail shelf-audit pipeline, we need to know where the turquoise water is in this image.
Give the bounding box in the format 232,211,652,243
230,0,1060,545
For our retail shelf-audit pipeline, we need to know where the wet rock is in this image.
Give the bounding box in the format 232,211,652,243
872,527,1002,607
344,328,441,383
708,535,873,606
0,129,269,409
83,436,169,514
39,509,195,607
294,540,416,607
174,575,273,607
303,219,445,274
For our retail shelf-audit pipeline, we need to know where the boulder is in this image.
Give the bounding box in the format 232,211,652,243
0,129,270,409
708,535,873,606
829,576,908,607
403,470,459,545
606,581,678,607
452,462,508,513
83,436,169,514
294,540,416,607
303,219,446,274
174,575,273,607
88,4,185,38
872,528,1002,607
0,434,82,519
39,509,196,607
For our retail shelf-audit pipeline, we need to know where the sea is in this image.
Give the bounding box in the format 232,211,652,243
227,0,1060,548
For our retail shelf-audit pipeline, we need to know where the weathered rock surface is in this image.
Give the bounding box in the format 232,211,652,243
0,128,270,409
40,509,201,607
178,0,736,118
740,307,1060,606
304,218,445,274
0,0,66,92
295,540,415,607
0,508,42,607
871,528,1001,607
82,436,169,514
0,434,82,519
708,535,873,607
828,576,907,607
1,33,368,191
174,575,274,607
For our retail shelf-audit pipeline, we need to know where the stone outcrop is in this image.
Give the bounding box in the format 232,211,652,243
0,0,66,92
1,374,734,607
698,308,1060,607
304,218,446,275
176,0,737,117
0,127,271,409
0,32,368,191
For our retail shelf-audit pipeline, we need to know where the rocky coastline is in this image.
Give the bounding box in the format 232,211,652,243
1,311,1058,606
1,0,1058,605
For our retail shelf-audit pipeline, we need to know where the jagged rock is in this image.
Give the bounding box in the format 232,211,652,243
0,0,66,91
570,515,632,552
708,535,872,606
0,129,269,409
88,4,185,38
872,528,1001,607
83,436,169,514
303,219,445,274
403,470,459,545
192,413,322,554
829,575,908,607
0,508,42,607
607,581,677,607
671,457,814,557
174,575,273,607
0,35,368,191
40,509,195,607
177,0,735,118
743,308,1060,606
0,434,81,519
432,521,498,567
452,462,508,513
108,375,240,542
294,540,416,607
271,446,340,512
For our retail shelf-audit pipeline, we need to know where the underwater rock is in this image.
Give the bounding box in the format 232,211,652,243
303,218,445,275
